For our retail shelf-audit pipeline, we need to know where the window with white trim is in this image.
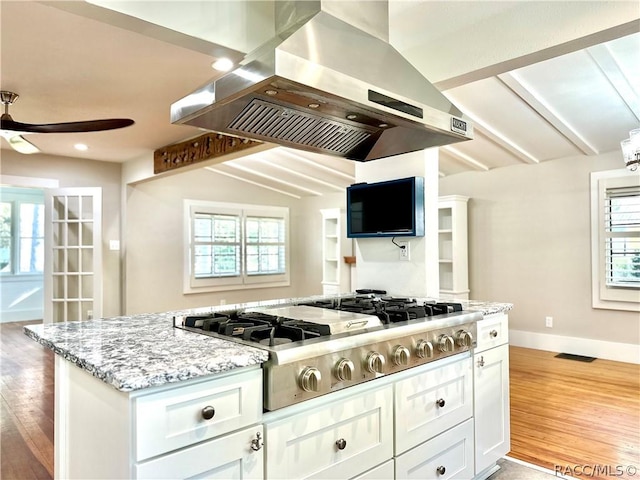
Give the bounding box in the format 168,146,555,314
0,187,45,275
591,170,640,311
184,200,289,293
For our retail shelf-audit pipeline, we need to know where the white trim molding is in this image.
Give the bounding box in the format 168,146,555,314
510,329,640,364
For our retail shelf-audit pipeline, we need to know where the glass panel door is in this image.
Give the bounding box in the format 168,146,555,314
45,188,102,323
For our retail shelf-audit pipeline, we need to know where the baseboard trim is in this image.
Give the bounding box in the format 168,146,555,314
509,329,640,364
1,309,43,323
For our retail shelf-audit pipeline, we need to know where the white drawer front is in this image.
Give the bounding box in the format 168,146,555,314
265,385,393,480
395,356,472,455
395,418,474,480
475,313,508,352
135,368,262,461
135,425,264,479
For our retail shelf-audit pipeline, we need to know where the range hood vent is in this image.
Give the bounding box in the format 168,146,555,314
228,99,373,156
171,1,473,162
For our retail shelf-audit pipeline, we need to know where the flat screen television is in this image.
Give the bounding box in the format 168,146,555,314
346,176,425,238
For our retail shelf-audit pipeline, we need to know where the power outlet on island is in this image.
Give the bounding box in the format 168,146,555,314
398,241,410,261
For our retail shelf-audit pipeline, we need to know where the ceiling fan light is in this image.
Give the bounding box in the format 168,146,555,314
7,134,40,154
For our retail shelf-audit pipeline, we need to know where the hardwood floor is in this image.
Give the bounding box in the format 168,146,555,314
509,346,640,480
0,323,638,480
1,321,54,480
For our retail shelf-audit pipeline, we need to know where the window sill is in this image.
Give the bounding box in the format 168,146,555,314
183,280,291,295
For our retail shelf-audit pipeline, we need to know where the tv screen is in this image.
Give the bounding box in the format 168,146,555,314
346,177,425,238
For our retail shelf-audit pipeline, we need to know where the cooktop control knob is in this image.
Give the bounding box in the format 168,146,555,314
455,330,474,348
365,352,386,374
393,345,411,366
334,358,355,382
299,367,322,392
437,334,455,353
416,340,434,358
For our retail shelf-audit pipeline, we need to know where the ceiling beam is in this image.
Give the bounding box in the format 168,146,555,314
224,162,323,196
276,150,356,182
587,44,640,123
204,167,301,199
498,72,599,155
441,146,490,171
253,159,347,192
448,101,540,164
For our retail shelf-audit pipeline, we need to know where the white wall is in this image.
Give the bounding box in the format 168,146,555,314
1,151,123,318
439,151,640,355
354,149,440,297
124,167,343,314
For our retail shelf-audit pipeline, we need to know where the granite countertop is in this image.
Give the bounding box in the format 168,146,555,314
24,294,513,393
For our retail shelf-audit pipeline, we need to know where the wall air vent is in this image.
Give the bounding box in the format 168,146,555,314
228,99,373,155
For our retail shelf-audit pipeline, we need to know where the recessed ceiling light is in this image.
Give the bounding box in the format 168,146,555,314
74,143,88,151
211,58,234,72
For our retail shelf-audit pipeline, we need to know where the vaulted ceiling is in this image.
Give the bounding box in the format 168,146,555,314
1,1,638,197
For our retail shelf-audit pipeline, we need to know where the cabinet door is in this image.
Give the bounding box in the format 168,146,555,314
265,385,393,480
395,355,472,455
135,425,263,479
395,418,474,480
474,344,511,473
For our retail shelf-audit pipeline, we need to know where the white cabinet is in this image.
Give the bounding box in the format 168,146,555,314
473,314,511,478
55,360,264,479
395,355,473,455
395,419,475,480
320,208,351,295
135,425,264,479
264,384,393,479
438,196,469,300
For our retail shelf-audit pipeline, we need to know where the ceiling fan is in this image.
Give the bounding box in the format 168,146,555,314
0,90,134,154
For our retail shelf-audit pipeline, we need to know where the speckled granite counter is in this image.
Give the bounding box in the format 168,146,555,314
24,312,269,393
24,294,512,394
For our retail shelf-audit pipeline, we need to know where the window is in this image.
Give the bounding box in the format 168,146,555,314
0,188,45,275
184,200,289,293
591,170,640,311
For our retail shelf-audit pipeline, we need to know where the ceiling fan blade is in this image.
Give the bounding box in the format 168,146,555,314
0,117,134,133
2,133,40,154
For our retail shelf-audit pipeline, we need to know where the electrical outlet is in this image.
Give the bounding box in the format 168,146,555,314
398,241,410,261
545,316,553,328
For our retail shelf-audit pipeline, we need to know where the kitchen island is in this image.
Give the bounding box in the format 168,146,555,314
25,294,512,480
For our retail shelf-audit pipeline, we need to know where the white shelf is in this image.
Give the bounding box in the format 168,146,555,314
438,196,469,300
320,209,352,295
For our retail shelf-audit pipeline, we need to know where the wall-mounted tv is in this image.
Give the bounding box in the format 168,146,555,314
346,176,425,238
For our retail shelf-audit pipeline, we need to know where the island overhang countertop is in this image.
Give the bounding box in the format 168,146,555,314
24,294,513,393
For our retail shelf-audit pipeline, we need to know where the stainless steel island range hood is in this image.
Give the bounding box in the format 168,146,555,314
171,1,473,162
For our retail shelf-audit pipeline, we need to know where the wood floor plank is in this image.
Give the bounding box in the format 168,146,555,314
508,346,640,480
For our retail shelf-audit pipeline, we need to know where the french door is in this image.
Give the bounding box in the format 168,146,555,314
44,188,102,323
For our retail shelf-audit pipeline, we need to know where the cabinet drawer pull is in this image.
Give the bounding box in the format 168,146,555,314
477,356,485,367
490,329,498,338
201,406,215,420
335,438,347,450
250,432,263,451
436,398,446,408
436,465,446,475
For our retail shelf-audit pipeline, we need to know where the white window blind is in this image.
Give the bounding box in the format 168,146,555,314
184,200,290,293
604,185,640,288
